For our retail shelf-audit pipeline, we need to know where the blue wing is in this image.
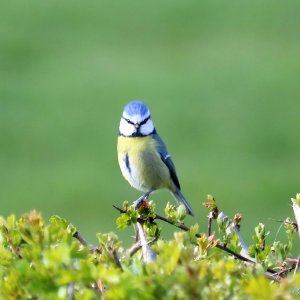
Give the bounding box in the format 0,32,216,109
152,133,181,190
153,133,195,216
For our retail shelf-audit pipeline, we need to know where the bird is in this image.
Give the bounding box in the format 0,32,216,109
117,100,194,216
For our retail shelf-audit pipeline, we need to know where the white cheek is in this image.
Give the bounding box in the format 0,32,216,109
140,119,154,135
119,118,136,136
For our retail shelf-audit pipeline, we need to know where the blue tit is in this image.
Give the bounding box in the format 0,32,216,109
117,100,194,216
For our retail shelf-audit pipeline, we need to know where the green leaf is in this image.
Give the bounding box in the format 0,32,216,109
49,215,77,236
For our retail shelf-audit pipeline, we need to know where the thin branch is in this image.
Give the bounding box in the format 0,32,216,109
128,237,157,257
3,226,23,259
270,218,298,230
217,211,249,259
128,240,143,257
285,257,300,265
264,272,281,283
73,229,121,270
72,231,101,253
135,222,157,263
215,244,255,264
272,266,295,279
293,254,300,278
208,211,214,236
73,231,88,246
112,205,254,264
108,246,123,270
113,204,126,214
113,204,278,275
67,282,75,300
89,245,101,253
292,196,300,238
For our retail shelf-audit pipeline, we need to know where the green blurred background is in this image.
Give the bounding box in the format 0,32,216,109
1,1,299,248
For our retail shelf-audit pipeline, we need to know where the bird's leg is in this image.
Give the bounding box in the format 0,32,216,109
133,190,154,210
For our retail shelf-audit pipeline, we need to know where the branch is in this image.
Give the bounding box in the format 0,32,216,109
217,212,250,259
135,222,157,263
128,240,143,257
128,237,157,257
294,255,300,278
292,194,300,238
73,229,122,270
108,246,123,270
112,205,255,264
73,231,88,246
207,211,214,236
67,282,75,300
73,231,102,254
270,218,298,231
112,203,282,279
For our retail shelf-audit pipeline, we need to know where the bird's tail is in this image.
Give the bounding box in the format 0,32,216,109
171,189,195,216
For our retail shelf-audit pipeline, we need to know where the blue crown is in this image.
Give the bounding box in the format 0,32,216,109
123,100,150,117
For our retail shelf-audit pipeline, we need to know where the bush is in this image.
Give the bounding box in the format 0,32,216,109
0,195,299,299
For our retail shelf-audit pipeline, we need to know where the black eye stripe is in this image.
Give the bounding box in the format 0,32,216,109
122,115,151,126
139,115,151,126
123,117,134,125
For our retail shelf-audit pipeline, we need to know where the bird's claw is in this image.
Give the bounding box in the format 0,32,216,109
133,190,154,210
133,196,147,210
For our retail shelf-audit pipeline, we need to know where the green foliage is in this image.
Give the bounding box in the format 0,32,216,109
0,198,299,299
249,223,271,263
248,222,295,270
116,201,138,230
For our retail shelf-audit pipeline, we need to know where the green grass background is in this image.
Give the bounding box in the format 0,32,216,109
1,1,299,248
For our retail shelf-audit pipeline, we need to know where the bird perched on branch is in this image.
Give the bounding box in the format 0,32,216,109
117,100,194,216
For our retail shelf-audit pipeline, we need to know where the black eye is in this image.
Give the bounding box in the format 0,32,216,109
123,117,135,125
140,115,151,126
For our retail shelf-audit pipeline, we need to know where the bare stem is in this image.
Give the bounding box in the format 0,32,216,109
67,282,75,300
292,196,300,238
208,211,214,236
108,246,123,270
73,231,88,246
135,222,157,263
73,231,101,253
128,237,157,257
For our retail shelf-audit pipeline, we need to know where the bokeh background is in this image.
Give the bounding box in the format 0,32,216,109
1,1,299,249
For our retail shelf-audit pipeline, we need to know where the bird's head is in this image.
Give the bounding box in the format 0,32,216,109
119,101,155,137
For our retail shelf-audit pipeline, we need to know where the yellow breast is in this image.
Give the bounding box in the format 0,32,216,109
117,136,171,191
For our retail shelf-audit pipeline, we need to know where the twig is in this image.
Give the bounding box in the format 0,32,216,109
112,205,255,264
72,228,121,270
292,195,300,238
270,218,298,230
128,241,143,257
112,204,279,275
264,272,281,282
285,257,300,265
217,212,250,259
3,226,23,259
128,237,157,257
272,266,295,280
67,282,75,300
108,246,123,270
73,231,88,246
208,211,214,236
90,279,105,300
215,244,255,264
135,222,157,263
73,231,101,253
294,254,300,278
